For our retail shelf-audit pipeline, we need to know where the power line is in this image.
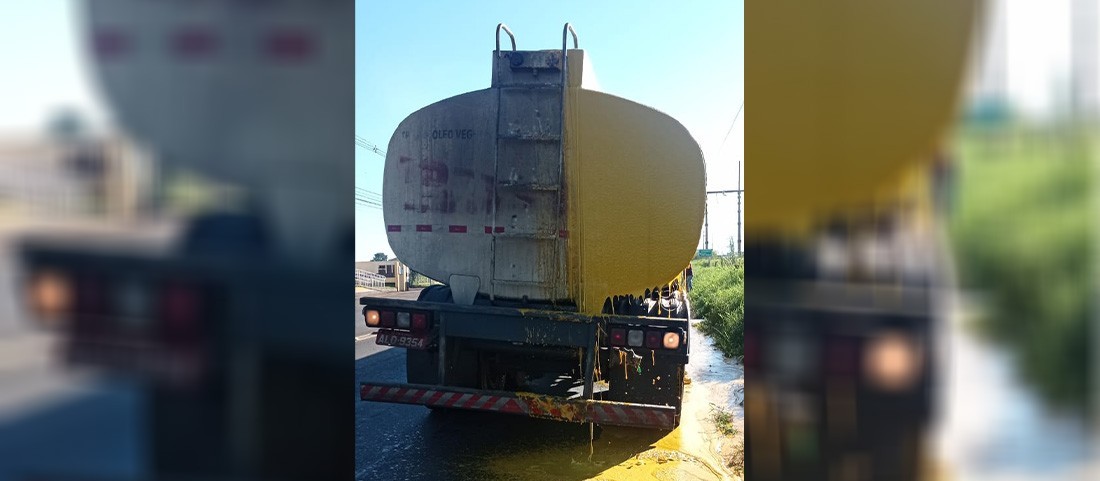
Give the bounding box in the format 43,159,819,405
718,102,744,155
355,136,386,158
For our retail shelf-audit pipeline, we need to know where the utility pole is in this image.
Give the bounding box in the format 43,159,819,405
704,189,743,254
737,159,742,255
704,202,709,251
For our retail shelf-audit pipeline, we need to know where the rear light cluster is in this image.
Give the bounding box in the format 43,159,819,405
363,308,430,332
24,268,206,343
743,332,864,379
608,327,682,350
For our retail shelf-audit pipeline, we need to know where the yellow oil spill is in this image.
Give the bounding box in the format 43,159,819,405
747,0,981,237
516,392,586,423
562,52,706,315
617,350,629,380
483,376,734,480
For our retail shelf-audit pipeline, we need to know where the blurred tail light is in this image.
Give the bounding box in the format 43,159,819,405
662,332,681,349
114,277,152,324
411,312,428,330
160,282,202,340
396,312,411,329
364,308,380,327
864,330,923,392
826,337,858,376
26,269,73,326
627,329,644,347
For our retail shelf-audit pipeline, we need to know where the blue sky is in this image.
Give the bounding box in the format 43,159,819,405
0,3,106,133
355,0,745,260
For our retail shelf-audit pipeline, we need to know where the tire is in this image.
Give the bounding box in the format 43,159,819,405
417,284,453,303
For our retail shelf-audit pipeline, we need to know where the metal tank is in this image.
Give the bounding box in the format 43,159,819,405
383,25,705,312
80,0,353,258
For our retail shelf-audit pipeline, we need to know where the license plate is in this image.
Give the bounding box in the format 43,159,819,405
376,330,430,349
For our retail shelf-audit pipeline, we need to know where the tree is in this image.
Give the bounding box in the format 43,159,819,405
372,252,389,261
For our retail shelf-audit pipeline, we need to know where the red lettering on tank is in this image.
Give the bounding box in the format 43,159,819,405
443,190,456,213
420,161,449,186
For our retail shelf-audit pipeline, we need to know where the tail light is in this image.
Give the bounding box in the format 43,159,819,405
379,310,395,327
396,312,411,329
411,312,428,330
363,308,380,327
609,328,626,346
627,329,644,347
662,332,681,349
645,331,663,349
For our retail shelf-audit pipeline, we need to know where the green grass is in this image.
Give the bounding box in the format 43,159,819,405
709,403,738,437
691,255,745,359
948,125,1095,409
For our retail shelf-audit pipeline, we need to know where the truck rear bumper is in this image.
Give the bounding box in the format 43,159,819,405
360,381,678,430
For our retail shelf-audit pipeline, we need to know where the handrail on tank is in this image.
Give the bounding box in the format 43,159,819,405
562,23,578,51
560,23,579,85
495,23,516,57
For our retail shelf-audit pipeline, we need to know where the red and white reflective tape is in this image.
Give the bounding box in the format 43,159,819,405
361,384,528,414
360,383,677,429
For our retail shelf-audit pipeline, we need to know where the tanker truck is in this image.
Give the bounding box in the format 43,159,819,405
18,1,353,479
358,24,706,430
743,2,983,480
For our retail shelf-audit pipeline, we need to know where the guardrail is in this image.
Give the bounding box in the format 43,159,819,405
355,269,388,290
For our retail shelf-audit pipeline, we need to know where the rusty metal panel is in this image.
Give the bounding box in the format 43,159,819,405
498,87,562,140
492,50,563,87
497,138,561,186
